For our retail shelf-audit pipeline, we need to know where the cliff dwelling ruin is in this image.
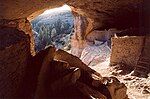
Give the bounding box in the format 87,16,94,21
0,0,150,99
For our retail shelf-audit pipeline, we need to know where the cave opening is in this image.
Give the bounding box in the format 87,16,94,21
31,5,113,68
31,4,74,52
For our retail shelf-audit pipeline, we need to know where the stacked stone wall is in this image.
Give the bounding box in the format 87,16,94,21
110,36,145,67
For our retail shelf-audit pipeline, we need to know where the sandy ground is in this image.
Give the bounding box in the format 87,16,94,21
90,58,150,99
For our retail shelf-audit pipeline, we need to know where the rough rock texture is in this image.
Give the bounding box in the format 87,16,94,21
0,27,31,98
54,49,128,99
133,34,150,77
0,0,69,20
0,0,149,98
19,46,57,98
0,19,35,55
54,49,102,78
0,0,146,30
70,13,89,57
29,47,127,99
86,29,120,42
106,77,128,99
69,0,145,29
70,38,87,57
110,36,145,68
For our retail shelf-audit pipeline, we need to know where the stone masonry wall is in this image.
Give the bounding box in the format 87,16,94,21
0,27,31,98
110,36,145,68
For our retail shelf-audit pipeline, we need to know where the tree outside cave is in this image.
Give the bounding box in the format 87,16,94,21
31,5,74,52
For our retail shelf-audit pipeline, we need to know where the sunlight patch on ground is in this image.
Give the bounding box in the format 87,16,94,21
90,58,111,77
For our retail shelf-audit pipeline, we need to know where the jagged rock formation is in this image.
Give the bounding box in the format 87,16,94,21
33,47,128,99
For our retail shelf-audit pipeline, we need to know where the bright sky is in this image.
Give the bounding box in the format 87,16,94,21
42,4,71,15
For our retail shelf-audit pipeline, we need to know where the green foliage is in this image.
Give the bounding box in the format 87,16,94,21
31,10,74,52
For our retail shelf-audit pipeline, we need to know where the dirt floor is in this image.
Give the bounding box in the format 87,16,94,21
90,58,150,99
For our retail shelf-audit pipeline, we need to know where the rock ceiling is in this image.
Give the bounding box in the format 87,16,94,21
0,0,147,29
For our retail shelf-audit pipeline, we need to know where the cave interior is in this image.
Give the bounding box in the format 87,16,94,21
0,0,150,98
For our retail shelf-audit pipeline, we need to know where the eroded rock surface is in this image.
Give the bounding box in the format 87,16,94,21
0,27,31,98
70,12,89,57
1,0,145,30
0,19,35,55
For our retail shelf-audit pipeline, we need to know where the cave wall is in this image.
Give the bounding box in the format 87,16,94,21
0,1,148,59
0,0,149,97
0,19,35,55
110,36,145,67
0,0,144,31
70,12,89,57
0,0,69,20
0,27,31,97
133,34,150,76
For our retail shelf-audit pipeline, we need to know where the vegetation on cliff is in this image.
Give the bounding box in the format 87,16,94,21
31,9,74,52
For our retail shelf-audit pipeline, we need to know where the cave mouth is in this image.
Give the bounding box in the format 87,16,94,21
31,4,74,52
31,4,113,68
